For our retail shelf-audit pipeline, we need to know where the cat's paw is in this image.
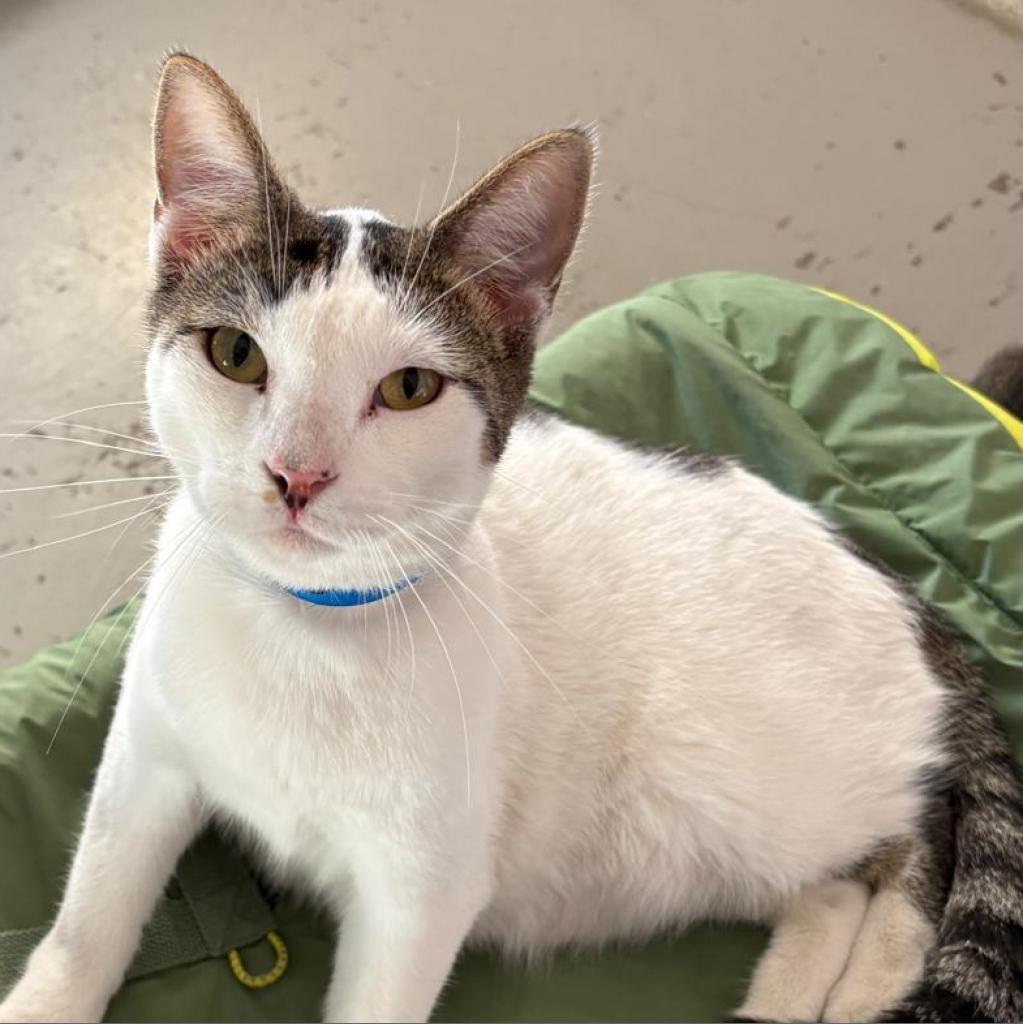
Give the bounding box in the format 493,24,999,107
0,944,106,1023
0,987,103,1024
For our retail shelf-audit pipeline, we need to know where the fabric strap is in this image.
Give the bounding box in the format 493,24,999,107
0,830,274,991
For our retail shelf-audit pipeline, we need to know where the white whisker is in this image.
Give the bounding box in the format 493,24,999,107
376,538,418,716
254,96,279,293
0,475,182,495
46,552,157,755
11,420,159,449
376,513,591,740
375,516,504,684
51,489,175,520
0,431,180,463
49,543,160,743
128,511,222,648
397,181,426,298
420,242,530,314
19,400,147,435
402,118,461,305
0,502,169,562
378,530,471,808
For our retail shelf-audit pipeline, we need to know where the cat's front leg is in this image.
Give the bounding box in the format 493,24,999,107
0,706,201,1023
323,849,493,1023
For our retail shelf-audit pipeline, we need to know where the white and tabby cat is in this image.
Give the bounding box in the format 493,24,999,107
3,54,1022,1024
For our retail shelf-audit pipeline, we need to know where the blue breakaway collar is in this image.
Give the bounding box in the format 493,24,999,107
285,576,418,607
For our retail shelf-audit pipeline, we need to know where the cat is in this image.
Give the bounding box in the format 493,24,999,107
2,52,1022,1024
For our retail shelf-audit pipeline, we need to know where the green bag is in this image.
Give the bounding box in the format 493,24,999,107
2,273,1021,1021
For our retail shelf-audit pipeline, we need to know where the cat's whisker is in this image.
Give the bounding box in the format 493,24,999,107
419,242,530,315
19,400,147,436
0,475,183,495
253,96,280,295
278,181,292,297
408,502,476,528
49,508,214,754
364,535,397,677
0,431,181,463
10,420,159,449
45,549,158,755
377,517,504,686
490,463,580,519
397,181,427,299
52,489,175,520
127,511,222,650
376,513,591,741
47,486,174,722
375,537,419,718
0,501,171,562
401,118,461,307
374,525,471,809
384,490,482,511
405,511,567,632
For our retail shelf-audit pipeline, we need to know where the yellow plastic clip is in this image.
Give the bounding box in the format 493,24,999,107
227,930,289,989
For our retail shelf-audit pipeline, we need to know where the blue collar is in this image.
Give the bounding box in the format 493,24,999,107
285,576,417,607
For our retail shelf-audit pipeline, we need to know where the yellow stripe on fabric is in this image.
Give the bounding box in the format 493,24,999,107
812,287,942,371
946,378,1023,452
814,286,1022,453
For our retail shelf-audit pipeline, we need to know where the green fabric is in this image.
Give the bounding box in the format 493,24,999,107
2,272,1021,1021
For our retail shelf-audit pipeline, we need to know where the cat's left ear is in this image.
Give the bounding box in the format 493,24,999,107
151,53,286,266
430,127,595,345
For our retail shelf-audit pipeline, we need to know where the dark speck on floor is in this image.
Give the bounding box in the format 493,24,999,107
933,213,954,232
794,251,815,269
971,197,984,208
911,254,924,267
894,139,906,151
36,573,46,584
12,625,22,637
776,214,792,230
869,284,882,296
994,71,1008,86
989,172,1016,194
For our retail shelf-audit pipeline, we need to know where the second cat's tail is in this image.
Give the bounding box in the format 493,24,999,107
971,346,1023,419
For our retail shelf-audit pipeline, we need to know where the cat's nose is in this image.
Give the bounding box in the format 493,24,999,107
265,459,337,515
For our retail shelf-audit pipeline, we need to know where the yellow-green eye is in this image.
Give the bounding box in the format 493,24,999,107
377,367,443,411
207,327,268,385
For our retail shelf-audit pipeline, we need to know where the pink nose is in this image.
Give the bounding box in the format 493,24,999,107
265,459,337,515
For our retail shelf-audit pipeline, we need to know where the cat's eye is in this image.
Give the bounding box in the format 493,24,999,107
207,327,268,386
377,367,443,411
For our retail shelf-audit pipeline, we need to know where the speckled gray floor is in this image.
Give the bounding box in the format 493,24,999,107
1,0,1021,667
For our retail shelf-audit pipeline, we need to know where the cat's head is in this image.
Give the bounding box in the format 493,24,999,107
144,53,592,592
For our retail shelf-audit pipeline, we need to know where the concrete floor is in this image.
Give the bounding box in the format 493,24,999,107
1,0,1022,666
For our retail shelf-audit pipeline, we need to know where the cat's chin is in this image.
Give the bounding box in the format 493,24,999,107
219,520,418,595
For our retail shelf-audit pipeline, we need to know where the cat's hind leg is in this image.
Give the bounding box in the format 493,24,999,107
822,838,943,1023
732,879,870,1023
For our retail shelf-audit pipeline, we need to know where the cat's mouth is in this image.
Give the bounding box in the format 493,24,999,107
269,521,341,552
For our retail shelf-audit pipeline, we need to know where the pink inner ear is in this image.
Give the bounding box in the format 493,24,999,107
449,140,589,336
154,88,259,262
154,165,245,261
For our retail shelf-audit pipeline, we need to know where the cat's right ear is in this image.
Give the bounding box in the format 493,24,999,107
151,53,283,267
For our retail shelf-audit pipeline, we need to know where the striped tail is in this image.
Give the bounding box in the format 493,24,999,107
894,632,1023,1022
